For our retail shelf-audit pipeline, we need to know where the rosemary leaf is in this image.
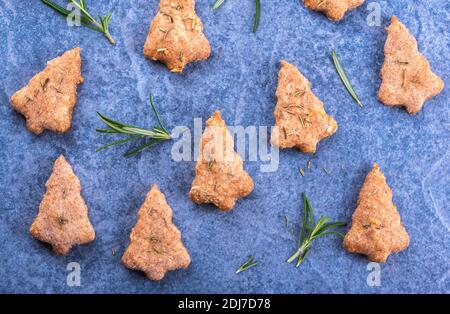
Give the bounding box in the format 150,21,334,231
331,51,363,108
299,168,305,177
212,0,261,33
123,139,159,158
252,0,261,33
236,256,258,274
96,129,119,134
42,0,72,16
95,135,143,153
150,95,169,134
212,0,226,10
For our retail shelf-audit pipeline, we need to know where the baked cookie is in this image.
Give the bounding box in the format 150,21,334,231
270,60,337,154
122,184,191,280
30,155,95,255
343,163,410,262
143,0,211,73
378,16,444,114
189,111,254,211
10,47,83,134
303,0,365,21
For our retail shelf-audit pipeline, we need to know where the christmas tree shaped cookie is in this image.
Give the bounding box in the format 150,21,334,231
343,163,410,262
10,47,84,134
143,0,211,73
303,0,365,21
270,61,337,154
30,155,95,255
122,185,191,280
378,16,444,114
189,111,254,211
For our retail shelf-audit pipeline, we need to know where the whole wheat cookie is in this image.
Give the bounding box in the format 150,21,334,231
143,0,211,73
343,163,410,262
189,111,254,211
29,155,95,255
303,0,365,21
10,47,84,134
122,184,191,280
270,60,337,154
378,16,444,114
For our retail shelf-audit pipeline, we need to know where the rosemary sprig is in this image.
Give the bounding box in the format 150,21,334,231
41,0,115,45
287,193,346,267
96,96,171,158
331,51,363,108
253,0,261,33
212,0,226,10
236,256,258,274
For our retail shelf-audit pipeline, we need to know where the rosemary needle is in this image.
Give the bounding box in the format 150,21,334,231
41,0,115,45
212,0,261,33
96,95,171,158
331,51,363,108
236,256,258,274
253,0,261,33
212,0,226,10
287,193,346,267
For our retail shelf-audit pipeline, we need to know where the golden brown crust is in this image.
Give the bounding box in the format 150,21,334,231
122,184,191,280
343,163,410,262
10,47,83,134
143,0,211,73
189,111,254,211
270,60,337,154
29,155,95,255
378,16,444,114
303,0,365,21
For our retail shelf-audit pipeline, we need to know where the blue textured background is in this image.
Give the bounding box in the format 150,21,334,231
0,0,449,293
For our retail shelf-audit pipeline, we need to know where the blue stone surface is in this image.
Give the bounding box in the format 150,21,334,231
0,0,449,293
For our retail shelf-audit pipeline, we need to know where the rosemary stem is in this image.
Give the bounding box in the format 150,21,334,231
104,30,116,45
71,1,96,24
287,241,309,263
